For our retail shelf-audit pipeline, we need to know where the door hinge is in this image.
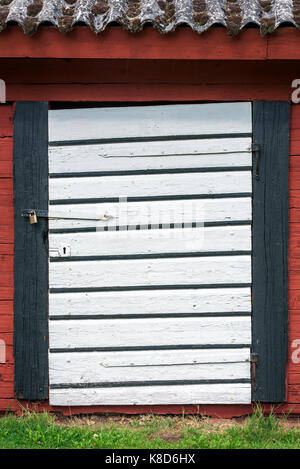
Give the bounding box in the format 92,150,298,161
251,142,262,181
250,352,259,391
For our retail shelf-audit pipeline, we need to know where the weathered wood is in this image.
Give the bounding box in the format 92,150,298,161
49,226,251,258
49,103,252,142
48,102,253,406
252,102,290,402
50,171,252,201
49,317,251,349
49,287,251,317
49,138,251,174
48,197,252,230
49,348,250,384
13,102,49,400
49,256,252,289
0,27,268,60
49,383,252,406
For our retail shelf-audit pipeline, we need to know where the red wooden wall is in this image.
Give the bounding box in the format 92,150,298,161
1,57,300,416
0,104,14,412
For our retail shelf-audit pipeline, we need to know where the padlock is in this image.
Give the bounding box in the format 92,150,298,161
29,210,38,224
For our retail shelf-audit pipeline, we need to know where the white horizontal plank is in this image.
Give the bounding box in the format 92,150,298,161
49,226,251,258
49,171,252,201
49,349,250,385
48,197,252,230
49,138,252,173
49,317,251,349
49,383,252,405
50,348,250,370
49,256,252,289
49,103,252,142
49,287,251,317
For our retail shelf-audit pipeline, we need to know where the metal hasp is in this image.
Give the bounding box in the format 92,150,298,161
22,209,112,223
251,142,262,181
250,352,259,392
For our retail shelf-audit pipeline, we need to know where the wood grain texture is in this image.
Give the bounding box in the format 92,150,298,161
13,102,49,400
49,138,251,174
49,287,251,317
49,383,252,406
47,102,253,406
48,197,252,230
49,317,251,349
7,83,292,103
49,226,251,258
49,349,250,385
252,102,290,402
49,256,252,289
0,27,268,60
49,103,252,142
49,171,252,201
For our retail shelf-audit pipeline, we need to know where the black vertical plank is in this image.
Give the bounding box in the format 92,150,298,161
13,102,49,400
252,101,290,402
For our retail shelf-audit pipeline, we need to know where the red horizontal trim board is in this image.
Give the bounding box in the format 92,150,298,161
3,60,300,90
7,83,292,102
2,59,300,85
0,26,299,61
268,29,300,60
0,27,268,60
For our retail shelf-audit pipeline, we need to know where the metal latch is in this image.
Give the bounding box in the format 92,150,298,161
250,352,259,391
251,142,262,181
22,209,112,224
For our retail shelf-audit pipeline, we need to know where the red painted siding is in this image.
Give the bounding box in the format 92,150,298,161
0,56,300,416
0,104,14,410
0,27,299,61
288,106,300,405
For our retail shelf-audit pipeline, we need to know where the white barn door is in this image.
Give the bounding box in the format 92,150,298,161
48,103,252,406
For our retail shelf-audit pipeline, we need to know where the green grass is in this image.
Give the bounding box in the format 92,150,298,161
0,408,299,449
